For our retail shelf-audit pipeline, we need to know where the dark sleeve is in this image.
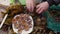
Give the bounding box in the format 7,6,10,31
47,0,60,6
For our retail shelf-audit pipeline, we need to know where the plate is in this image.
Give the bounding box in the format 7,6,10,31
12,15,34,34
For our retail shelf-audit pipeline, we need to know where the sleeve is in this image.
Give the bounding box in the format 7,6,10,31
47,0,60,6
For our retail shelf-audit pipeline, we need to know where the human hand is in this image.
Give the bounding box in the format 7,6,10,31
26,0,35,12
36,1,49,14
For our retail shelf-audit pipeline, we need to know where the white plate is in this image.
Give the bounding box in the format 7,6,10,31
12,15,34,34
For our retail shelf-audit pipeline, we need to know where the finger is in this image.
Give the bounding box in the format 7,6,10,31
26,1,31,11
26,3,29,10
36,7,42,13
26,3,31,12
36,4,40,8
38,8,44,14
28,4,31,12
31,3,34,12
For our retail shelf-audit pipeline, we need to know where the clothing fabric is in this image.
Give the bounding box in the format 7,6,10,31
42,0,60,32
43,0,60,6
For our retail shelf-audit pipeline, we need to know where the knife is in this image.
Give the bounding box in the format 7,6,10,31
0,14,8,29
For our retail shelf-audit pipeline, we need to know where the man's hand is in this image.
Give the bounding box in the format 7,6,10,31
36,1,49,14
26,0,35,12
